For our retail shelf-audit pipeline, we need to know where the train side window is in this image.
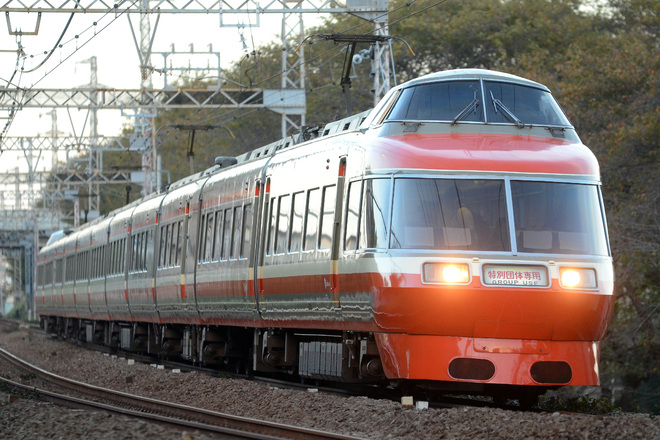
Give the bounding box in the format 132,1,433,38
45,262,53,285
240,204,253,259
198,214,207,263
205,212,215,262
303,188,320,251
110,242,116,275
107,244,113,275
115,241,121,274
345,180,362,251
65,255,73,282
289,192,305,253
103,244,109,275
359,179,392,249
114,242,120,275
91,250,97,278
86,250,91,279
275,195,290,255
172,221,184,266
55,258,62,284
159,226,166,268
231,205,243,260
222,208,233,261
97,248,101,278
319,185,336,250
141,233,148,272
137,234,144,271
120,239,125,273
266,201,276,256
115,241,120,274
213,211,223,261
135,235,141,272
170,223,178,267
211,211,220,261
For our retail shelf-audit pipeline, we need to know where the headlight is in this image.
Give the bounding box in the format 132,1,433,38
423,263,470,284
559,267,597,289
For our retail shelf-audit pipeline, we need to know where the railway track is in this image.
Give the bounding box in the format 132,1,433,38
0,346,364,440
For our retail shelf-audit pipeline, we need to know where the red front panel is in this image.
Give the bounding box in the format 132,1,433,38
376,333,602,385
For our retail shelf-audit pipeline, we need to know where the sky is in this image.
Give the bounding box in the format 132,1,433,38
0,9,328,177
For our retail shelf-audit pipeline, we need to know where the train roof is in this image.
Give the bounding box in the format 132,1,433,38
403,69,550,91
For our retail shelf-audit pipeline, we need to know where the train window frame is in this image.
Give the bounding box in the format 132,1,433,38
319,185,337,250
303,188,321,252
158,225,167,269
372,89,402,126
198,213,207,263
231,205,243,260
266,199,276,256
45,261,53,285
385,80,484,123
359,177,393,250
389,177,511,252
510,180,610,256
168,223,176,267
55,258,63,284
344,179,363,252
212,211,223,262
289,191,305,254
65,255,75,282
211,211,221,262
221,207,233,261
483,80,571,127
274,194,291,255
240,203,253,260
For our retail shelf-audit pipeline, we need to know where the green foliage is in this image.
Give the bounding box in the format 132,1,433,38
6,298,26,320
539,394,620,415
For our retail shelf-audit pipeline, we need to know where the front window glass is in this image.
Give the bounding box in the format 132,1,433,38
385,79,571,127
484,81,570,126
390,179,510,251
387,80,482,122
511,182,608,255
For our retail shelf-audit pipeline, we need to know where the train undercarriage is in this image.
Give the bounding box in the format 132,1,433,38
41,316,386,384
40,315,551,407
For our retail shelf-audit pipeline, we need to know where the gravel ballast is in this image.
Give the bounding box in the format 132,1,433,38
0,327,658,440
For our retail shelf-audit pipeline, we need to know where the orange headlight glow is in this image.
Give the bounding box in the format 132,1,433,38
559,267,597,289
423,263,470,284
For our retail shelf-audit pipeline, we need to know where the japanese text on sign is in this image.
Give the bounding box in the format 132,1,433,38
484,266,548,286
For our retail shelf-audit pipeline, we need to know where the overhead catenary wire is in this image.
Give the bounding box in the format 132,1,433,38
172,0,448,132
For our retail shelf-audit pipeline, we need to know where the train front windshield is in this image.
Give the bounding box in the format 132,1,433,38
388,178,609,256
386,80,571,126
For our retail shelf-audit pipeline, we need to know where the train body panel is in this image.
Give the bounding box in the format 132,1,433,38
126,194,162,323
37,69,615,394
194,163,262,324
155,180,197,322
73,227,93,319
59,233,78,318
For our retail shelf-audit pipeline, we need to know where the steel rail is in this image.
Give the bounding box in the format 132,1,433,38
0,346,364,440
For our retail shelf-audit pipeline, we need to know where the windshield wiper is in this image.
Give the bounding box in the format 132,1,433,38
451,98,480,125
490,91,524,128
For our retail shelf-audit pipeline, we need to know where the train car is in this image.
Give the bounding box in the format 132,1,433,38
36,69,615,404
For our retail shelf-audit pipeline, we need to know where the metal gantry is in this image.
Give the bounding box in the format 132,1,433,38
0,0,392,318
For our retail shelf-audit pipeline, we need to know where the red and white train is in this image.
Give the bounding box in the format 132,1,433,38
37,69,615,403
